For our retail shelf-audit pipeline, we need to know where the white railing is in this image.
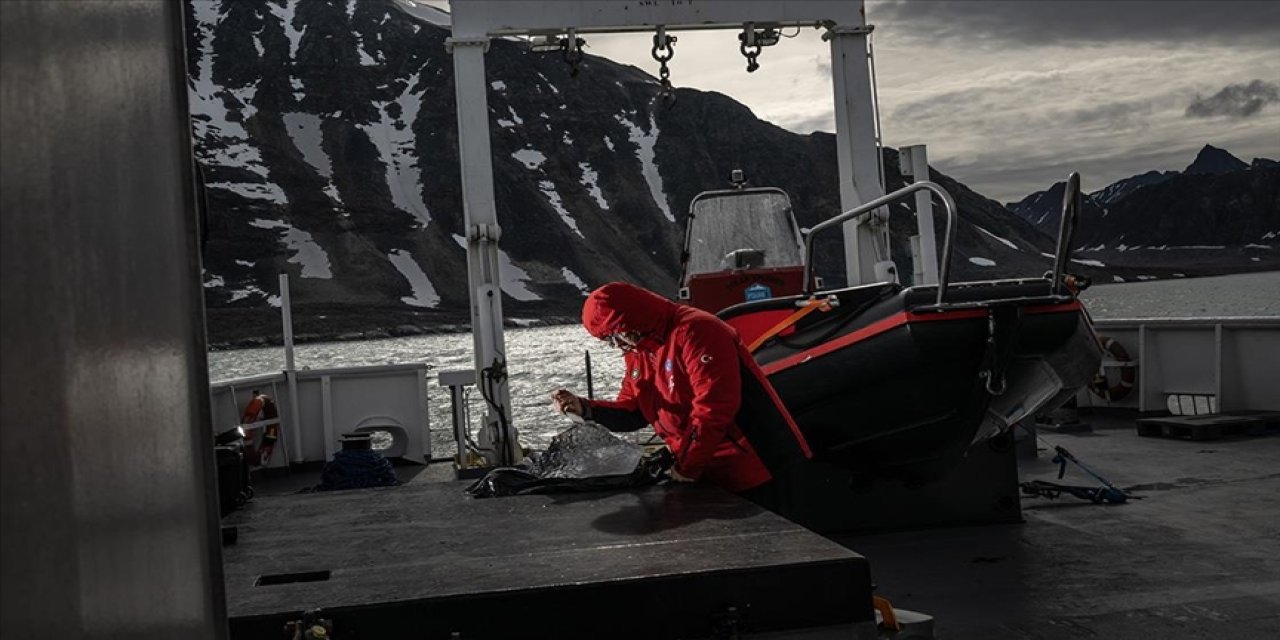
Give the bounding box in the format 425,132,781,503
210,362,432,467
1078,316,1280,413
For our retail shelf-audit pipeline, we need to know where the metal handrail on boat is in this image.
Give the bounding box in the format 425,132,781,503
802,180,958,306
1050,172,1082,297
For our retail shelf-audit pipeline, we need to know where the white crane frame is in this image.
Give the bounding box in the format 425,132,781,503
424,0,888,455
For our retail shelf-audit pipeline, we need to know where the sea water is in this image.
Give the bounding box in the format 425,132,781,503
208,323,630,454
207,271,1280,454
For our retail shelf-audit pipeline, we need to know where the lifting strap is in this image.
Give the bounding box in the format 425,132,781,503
747,297,832,353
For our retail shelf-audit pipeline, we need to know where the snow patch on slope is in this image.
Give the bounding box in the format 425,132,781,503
249,219,334,279
387,249,440,307
538,180,582,237
228,282,282,307
266,1,305,60
451,235,541,301
579,162,609,210
207,181,287,204
360,76,431,228
615,109,673,222
513,149,546,170
284,113,332,177
188,1,285,200
562,268,590,295
976,226,1019,251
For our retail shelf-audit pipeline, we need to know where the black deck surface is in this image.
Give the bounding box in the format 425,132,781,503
223,479,871,638
841,412,1280,639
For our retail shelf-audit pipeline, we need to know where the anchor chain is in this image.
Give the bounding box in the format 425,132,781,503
651,27,677,108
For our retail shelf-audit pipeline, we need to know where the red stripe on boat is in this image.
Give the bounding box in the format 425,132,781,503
760,301,1082,375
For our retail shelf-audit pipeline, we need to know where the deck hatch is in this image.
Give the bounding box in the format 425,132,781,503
255,570,331,587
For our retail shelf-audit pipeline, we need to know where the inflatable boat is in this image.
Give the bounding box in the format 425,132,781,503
681,175,1102,484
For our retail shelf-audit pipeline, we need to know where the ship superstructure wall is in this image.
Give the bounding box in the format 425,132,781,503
0,2,225,638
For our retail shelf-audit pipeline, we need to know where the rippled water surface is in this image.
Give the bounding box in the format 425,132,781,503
208,271,1279,451
209,324,628,451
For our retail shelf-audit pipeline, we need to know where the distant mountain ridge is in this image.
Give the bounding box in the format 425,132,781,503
1010,144,1278,246
1007,144,1278,284
189,0,1072,344
1089,170,1178,206
188,1,1278,345
1184,144,1249,175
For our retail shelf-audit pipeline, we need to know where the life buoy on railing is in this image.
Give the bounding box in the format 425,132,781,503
1088,335,1135,402
241,392,280,466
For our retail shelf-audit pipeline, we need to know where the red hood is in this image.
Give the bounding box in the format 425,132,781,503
582,282,678,345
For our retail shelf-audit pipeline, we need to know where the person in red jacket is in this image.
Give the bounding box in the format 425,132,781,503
551,282,811,506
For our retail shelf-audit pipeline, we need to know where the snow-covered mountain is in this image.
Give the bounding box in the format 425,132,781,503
186,0,1099,344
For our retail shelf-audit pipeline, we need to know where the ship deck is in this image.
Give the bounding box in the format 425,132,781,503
223,411,1280,638
841,411,1280,639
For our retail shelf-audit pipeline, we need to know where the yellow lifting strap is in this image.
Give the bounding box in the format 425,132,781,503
747,297,832,353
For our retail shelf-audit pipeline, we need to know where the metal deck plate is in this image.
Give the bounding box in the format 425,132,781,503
223,481,872,638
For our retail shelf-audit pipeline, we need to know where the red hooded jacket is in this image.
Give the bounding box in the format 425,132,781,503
582,282,811,493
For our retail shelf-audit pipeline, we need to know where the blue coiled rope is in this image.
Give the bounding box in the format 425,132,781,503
316,449,399,491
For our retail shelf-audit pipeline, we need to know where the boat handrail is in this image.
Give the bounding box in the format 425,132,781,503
1049,172,1082,296
802,180,958,305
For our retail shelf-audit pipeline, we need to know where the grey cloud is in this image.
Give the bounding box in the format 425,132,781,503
868,0,1280,46
813,55,831,77
1062,100,1154,132
778,111,835,134
1185,80,1280,119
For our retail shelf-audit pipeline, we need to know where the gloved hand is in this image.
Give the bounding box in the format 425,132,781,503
550,389,584,417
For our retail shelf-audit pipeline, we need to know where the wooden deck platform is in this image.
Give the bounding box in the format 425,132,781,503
222,479,873,639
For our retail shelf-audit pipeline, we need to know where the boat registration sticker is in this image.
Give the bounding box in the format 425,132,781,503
744,283,773,301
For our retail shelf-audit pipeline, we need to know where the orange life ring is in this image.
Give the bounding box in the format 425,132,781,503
241,395,266,425
241,393,280,466
1088,335,1135,402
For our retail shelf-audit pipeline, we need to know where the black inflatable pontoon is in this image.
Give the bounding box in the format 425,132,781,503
701,175,1103,484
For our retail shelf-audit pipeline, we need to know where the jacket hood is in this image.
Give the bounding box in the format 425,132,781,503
582,282,679,342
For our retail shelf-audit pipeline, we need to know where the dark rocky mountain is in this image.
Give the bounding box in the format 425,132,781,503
1008,181,1108,237
1089,170,1178,206
190,0,1070,345
1184,144,1249,175
1007,145,1279,284
1254,157,1279,169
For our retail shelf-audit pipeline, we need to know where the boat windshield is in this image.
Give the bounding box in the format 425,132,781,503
685,190,804,277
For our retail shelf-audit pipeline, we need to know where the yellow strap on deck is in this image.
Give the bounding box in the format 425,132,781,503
747,297,832,353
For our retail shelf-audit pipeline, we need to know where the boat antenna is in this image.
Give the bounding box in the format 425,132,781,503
651,26,677,108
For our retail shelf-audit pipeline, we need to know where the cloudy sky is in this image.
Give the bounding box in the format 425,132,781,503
424,1,1279,202
576,0,1280,203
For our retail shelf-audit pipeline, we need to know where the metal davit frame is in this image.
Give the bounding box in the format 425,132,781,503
430,0,886,452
